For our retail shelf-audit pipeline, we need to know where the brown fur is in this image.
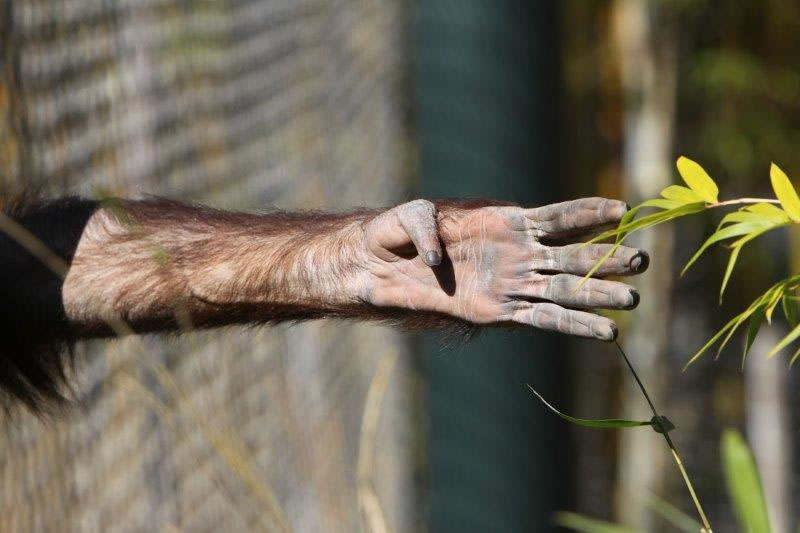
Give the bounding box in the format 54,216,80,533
1,195,488,413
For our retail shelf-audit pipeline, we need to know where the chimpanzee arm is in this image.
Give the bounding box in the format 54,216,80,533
1,195,649,410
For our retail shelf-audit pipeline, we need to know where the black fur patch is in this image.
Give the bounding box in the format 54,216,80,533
0,192,98,414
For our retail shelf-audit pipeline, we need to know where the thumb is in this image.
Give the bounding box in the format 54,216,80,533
398,200,443,267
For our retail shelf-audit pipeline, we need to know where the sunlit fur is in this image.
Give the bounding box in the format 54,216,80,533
0,195,480,414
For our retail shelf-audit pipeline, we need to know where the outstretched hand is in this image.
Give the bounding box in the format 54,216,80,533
362,198,649,340
0,194,649,411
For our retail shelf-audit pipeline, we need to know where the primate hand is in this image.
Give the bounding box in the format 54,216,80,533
362,198,649,340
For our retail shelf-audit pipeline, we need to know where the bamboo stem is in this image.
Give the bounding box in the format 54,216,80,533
615,341,713,532
707,198,780,208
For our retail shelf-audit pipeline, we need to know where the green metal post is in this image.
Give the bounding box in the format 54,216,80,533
417,2,566,531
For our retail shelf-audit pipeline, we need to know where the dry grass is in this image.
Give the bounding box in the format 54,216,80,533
0,206,399,532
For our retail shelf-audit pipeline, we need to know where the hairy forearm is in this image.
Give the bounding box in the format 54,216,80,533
0,193,648,412
63,198,383,335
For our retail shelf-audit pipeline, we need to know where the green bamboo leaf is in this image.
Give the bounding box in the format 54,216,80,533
637,198,684,210
581,202,705,286
619,203,643,226
770,163,800,222
782,293,798,328
716,298,761,360
676,156,719,203
764,283,787,324
527,385,651,429
645,493,703,533
685,321,738,369
616,202,706,235
702,286,787,367
685,304,762,370
660,185,702,204
745,202,792,223
587,202,706,247
743,306,766,370
789,346,800,368
719,246,742,302
720,226,778,301
732,226,783,249
580,241,625,286
681,221,773,276
767,321,800,358
718,204,789,229
717,210,770,227
587,209,681,244
722,430,771,533
554,512,637,533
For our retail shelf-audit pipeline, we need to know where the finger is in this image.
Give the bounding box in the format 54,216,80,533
397,199,443,266
544,243,650,277
511,273,639,310
511,301,618,341
525,197,628,240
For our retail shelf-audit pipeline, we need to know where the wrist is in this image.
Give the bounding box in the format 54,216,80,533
298,218,374,306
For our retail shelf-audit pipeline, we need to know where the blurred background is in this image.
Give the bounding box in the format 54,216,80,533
0,0,799,531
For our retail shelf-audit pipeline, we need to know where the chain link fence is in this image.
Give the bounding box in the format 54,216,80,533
0,1,419,531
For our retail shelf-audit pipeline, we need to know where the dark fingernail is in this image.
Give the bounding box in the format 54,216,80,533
625,289,640,310
425,250,442,267
625,203,632,212
629,250,650,273
605,323,619,341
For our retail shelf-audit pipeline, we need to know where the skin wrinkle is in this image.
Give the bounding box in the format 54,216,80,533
454,222,466,318
471,210,488,319
556,303,564,332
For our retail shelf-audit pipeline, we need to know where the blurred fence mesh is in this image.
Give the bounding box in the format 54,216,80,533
0,1,419,531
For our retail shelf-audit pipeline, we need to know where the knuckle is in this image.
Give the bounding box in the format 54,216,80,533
587,317,597,338
551,273,576,288
558,244,580,266
582,196,605,207
530,302,555,326
523,276,548,298
405,198,436,215
534,246,558,269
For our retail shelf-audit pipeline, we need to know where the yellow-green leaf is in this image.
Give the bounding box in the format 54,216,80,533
743,306,766,370
645,493,703,533
581,202,705,283
661,185,702,204
767,321,800,357
638,198,683,210
685,311,748,370
586,202,706,247
554,512,637,533
770,163,800,222
716,296,760,359
745,202,792,223
685,295,770,370
676,156,719,203
722,430,771,533
790,346,800,368
765,284,786,324
717,210,770,226
527,385,651,429
782,293,798,328
721,227,777,301
720,246,742,302
681,221,773,276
